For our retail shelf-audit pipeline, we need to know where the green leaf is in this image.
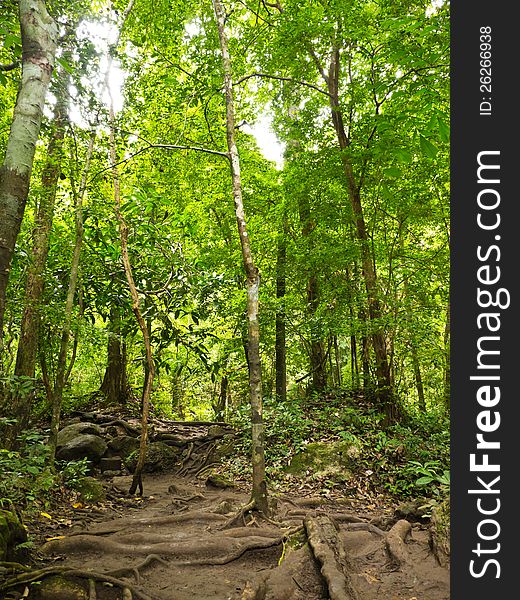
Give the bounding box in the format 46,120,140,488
384,167,402,178
437,116,450,143
419,135,438,158
395,149,413,163
416,476,433,485
56,57,74,75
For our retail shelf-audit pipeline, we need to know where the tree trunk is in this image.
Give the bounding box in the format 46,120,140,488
275,219,287,402
212,0,268,515
411,343,426,412
317,47,398,423
100,307,131,405
48,126,95,460
7,67,69,444
443,299,450,412
298,194,327,393
0,0,57,339
333,335,341,386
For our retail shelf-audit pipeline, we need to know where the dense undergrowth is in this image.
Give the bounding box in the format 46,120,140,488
227,388,450,503
0,388,450,522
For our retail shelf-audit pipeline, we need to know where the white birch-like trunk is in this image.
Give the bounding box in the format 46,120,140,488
0,0,58,338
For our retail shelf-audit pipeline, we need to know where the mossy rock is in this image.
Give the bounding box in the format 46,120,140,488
124,442,181,473
36,575,87,600
205,473,235,489
107,434,140,458
285,440,359,479
57,422,103,447
431,496,450,568
74,476,106,503
0,509,27,561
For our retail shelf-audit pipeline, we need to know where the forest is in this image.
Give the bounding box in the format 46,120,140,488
0,0,450,599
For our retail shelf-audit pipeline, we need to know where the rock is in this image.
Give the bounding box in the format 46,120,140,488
107,435,140,458
102,470,121,478
57,422,104,447
285,440,359,479
431,496,450,568
205,474,235,489
38,575,87,600
104,425,119,437
56,434,107,463
0,509,27,561
124,442,181,473
395,499,431,522
75,476,106,503
100,456,122,472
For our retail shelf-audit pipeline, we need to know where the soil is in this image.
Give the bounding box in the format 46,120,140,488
0,415,450,600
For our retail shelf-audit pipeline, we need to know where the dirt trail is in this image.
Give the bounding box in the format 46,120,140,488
20,471,449,600
1,414,450,599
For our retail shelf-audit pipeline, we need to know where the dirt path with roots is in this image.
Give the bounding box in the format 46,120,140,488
1,472,449,600
1,413,450,599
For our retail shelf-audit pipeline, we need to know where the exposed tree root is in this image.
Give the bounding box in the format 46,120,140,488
108,554,170,584
385,519,412,568
173,536,283,566
221,499,257,529
0,566,156,600
304,515,359,600
341,522,386,536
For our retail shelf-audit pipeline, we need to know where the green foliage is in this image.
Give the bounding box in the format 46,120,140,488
0,428,90,512
229,389,449,500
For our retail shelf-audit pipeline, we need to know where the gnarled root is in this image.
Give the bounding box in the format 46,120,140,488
385,519,412,568
304,515,359,600
0,566,156,600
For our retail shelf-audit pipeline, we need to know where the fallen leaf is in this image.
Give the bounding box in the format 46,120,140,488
45,535,65,541
40,512,52,520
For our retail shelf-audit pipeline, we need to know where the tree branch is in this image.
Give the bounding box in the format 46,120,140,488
0,61,19,71
235,72,331,97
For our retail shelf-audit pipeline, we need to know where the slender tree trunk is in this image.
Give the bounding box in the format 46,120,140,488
411,344,426,412
103,0,151,495
6,68,69,444
48,127,95,460
212,0,268,515
298,195,327,393
100,307,131,405
443,299,450,412
316,48,398,423
275,218,287,402
0,0,57,340
333,335,341,386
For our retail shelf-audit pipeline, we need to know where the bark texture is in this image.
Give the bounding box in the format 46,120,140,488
0,0,58,337
212,0,268,515
8,67,69,444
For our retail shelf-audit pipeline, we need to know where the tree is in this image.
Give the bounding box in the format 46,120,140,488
212,0,268,515
0,0,57,340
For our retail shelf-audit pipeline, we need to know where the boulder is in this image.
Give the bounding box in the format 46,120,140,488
55,434,107,463
124,442,181,473
285,440,359,479
0,509,27,561
100,456,122,472
74,476,106,503
107,435,140,458
57,422,103,447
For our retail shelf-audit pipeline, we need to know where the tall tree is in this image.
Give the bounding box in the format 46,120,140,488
7,65,70,445
212,0,268,515
0,0,57,340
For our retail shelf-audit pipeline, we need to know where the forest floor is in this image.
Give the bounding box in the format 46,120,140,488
2,415,450,600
